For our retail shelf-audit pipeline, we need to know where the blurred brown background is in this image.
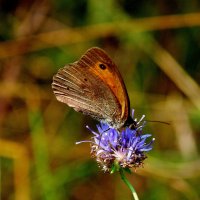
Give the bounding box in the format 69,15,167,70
0,0,200,199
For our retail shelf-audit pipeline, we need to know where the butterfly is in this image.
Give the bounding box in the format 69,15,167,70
52,47,136,130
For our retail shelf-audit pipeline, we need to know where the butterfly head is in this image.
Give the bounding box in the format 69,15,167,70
123,115,137,130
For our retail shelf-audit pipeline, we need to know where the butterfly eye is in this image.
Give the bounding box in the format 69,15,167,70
99,63,106,70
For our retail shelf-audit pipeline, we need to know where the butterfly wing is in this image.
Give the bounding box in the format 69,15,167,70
52,47,130,128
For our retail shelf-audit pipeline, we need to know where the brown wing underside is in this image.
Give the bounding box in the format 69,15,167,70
52,47,130,128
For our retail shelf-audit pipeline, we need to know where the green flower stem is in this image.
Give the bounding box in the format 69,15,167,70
119,168,139,200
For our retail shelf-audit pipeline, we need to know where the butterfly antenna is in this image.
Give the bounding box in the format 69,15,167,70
146,120,171,125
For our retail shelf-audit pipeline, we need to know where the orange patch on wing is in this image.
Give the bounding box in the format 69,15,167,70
88,62,128,120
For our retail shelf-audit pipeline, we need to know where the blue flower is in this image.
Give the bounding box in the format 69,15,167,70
89,122,154,171
76,112,155,172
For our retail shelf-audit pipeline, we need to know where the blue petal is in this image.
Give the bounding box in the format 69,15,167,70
130,137,140,149
139,146,153,152
141,134,152,139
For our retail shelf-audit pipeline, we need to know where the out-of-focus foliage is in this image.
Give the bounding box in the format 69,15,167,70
0,0,200,200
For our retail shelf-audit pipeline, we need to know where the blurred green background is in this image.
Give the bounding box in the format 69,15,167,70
1,0,200,200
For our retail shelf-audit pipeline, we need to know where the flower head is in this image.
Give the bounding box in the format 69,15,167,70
78,112,155,172
90,122,154,171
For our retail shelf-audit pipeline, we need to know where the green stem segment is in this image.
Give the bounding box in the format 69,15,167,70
119,168,139,200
